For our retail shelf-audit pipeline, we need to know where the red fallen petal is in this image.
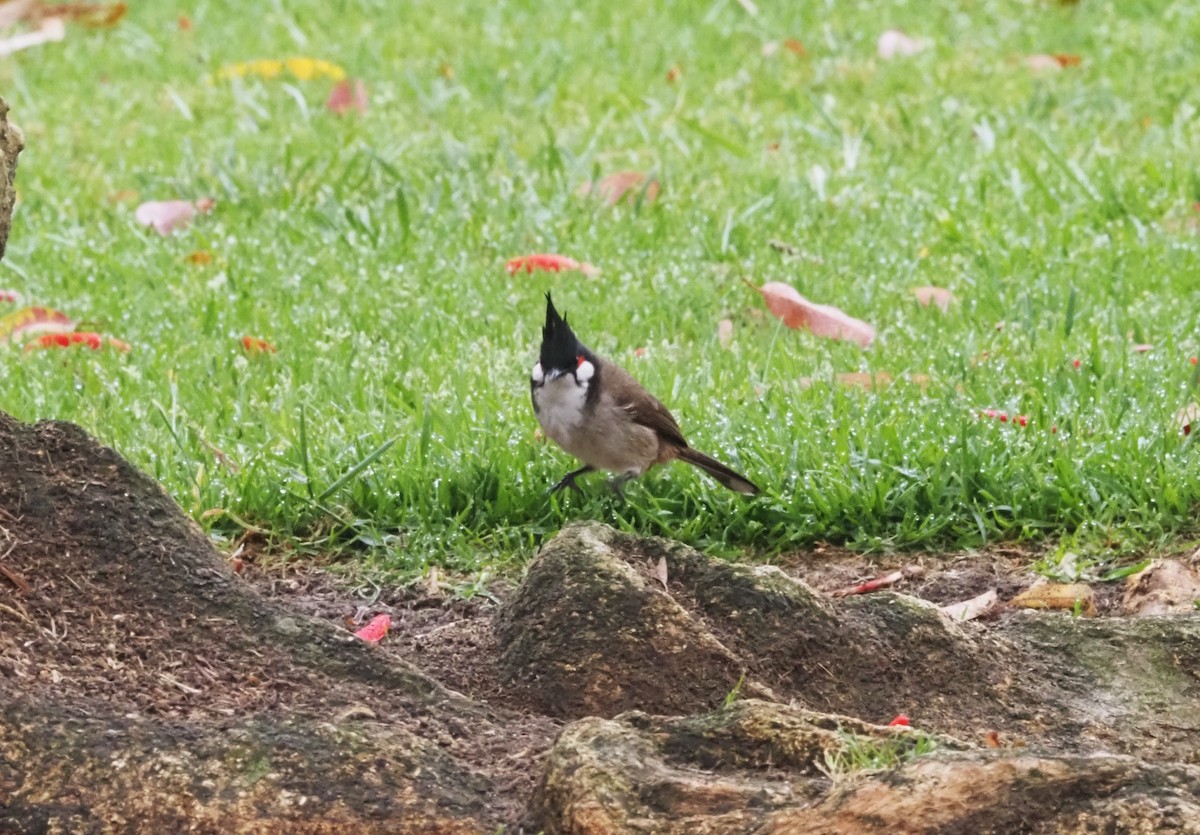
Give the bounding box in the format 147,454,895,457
888,714,910,727
1016,415,1028,427
1191,357,1198,366
327,78,368,115
241,335,278,354
25,331,106,351
506,253,599,277
999,413,1008,422
1051,425,1059,434
1072,359,1081,369
354,613,390,644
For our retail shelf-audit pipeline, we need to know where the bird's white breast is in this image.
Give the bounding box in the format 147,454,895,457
532,365,590,445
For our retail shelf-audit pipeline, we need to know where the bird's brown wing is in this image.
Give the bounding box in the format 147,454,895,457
609,366,689,448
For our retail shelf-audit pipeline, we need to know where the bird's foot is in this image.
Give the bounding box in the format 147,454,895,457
548,465,595,496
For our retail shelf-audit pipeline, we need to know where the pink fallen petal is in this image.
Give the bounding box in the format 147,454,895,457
912,286,956,312
327,78,368,115
752,281,875,347
506,253,599,277
877,30,926,59
136,200,198,235
0,289,21,304
354,613,391,644
717,318,734,349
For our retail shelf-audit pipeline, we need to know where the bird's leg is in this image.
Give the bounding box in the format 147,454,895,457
548,465,595,496
607,471,637,501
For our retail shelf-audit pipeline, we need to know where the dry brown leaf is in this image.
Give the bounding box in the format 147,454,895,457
834,371,893,390
939,589,998,622
1009,582,1095,616
912,286,956,312
652,556,669,592
748,280,875,347
1122,560,1200,617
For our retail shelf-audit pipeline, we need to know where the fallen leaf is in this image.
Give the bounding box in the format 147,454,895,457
748,280,875,347
215,57,346,83
0,305,75,344
666,64,681,83
912,286,956,312
783,38,806,56
829,569,905,598
578,172,660,207
23,331,130,352
1009,582,1095,616
1053,53,1082,68
178,13,191,30
326,78,368,115
241,335,277,354
1122,560,1200,616
185,250,213,265
353,613,390,644
652,556,668,591
135,198,213,235
834,371,893,390
1025,54,1067,72
34,2,126,27
983,731,1002,748
1174,403,1199,436
717,318,734,349
939,589,998,622
0,15,63,56
0,289,21,303
877,30,926,59
506,253,599,277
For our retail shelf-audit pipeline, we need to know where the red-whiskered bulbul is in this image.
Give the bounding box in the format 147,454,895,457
531,293,759,496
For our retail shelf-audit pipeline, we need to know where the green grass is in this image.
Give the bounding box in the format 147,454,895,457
2,0,1200,574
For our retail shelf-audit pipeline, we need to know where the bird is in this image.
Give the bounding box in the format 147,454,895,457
530,292,759,497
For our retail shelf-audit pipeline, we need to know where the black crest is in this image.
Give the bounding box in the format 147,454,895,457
540,292,584,372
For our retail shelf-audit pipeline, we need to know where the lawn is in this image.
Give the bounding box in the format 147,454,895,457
2,0,1199,577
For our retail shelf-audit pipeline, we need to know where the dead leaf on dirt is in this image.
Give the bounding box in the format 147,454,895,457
652,556,668,592
1009,582,1095,616
1122,560,1200,616
939,589,998,622
578,172,660,207
717,318,734,349
829,569,905,598
877,30,926,59
326,78,368,116
424,565,441,597
748,280,875,347
135,198,214,235
0,15,62,56
912,286,956,312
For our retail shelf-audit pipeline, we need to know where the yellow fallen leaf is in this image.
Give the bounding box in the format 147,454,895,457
1009,583,1095,616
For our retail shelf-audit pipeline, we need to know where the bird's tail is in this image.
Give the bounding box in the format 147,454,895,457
676,447,759,495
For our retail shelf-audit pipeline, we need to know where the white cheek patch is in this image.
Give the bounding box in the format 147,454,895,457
576,359,595,383
531,361,545,384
